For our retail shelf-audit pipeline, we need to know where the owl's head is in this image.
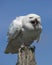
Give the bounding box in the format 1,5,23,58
22,14,42,33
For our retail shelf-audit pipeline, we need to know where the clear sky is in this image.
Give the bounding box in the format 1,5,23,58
0,0,52,65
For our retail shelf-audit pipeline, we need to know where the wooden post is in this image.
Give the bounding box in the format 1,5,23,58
16,45,36,65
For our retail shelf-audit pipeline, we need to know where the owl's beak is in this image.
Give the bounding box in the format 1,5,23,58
36,24,42,34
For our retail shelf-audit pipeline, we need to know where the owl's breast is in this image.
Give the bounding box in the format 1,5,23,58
22,29,39,44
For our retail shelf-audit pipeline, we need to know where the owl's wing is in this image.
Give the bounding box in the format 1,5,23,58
4,17,23,54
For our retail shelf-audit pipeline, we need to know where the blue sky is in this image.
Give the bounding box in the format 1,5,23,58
0,0,52,65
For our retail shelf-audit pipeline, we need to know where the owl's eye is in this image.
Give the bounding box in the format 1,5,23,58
30,21,35,24
29,17,33,19
30,19,39,25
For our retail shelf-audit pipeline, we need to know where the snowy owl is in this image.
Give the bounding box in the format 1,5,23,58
5,14,42,54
